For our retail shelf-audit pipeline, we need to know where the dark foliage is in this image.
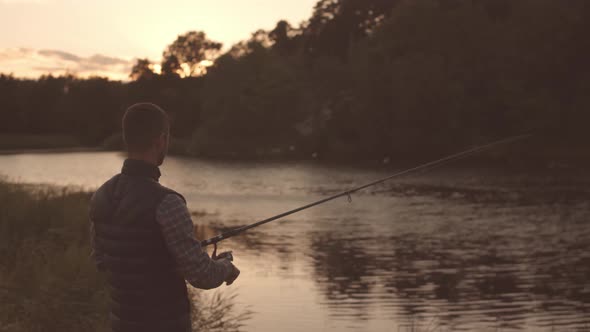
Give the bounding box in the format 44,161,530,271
1,0,588,161
0,74,202,145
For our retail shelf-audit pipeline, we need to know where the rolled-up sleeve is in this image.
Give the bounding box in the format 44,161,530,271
156,194,232,290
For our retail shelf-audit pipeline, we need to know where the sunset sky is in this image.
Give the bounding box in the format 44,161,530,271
0,0,318,80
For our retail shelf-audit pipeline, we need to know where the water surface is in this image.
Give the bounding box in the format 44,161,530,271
1,152,589,331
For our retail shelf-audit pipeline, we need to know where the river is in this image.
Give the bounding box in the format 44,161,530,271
1,151,589,332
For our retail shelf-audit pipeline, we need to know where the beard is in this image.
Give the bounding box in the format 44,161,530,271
157,149,166,165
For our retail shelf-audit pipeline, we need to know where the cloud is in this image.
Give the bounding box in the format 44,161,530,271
88,54,129,66
38,49,81,62
0,48,134,81
0,47,33,60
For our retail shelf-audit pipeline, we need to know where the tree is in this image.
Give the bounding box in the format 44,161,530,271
221,30,273,61
302,0,398,60
162,31,222,77
269,20,301,56
160,55,182,78
193,43,308,156
129,59,155,81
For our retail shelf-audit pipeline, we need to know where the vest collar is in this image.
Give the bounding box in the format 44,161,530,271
122,158,161,181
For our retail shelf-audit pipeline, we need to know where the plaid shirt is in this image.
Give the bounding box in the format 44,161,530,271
155,194,232,289
91,193,231,289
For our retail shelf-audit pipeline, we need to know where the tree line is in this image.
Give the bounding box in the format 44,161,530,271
1,0,588,161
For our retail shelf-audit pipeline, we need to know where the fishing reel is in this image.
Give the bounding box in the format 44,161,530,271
211,242,233,262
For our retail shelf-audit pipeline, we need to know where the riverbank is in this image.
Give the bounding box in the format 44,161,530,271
0,134,84,151
0,182,109,332
0,133,190,156
0,182,250,332
0,147,104,155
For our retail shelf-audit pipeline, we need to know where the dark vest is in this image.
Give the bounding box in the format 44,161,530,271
90,159,191,332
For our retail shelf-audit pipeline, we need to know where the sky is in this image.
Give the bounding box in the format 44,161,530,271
0,0,318,80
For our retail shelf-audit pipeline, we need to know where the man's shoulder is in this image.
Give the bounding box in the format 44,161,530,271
159,185,186,204
89,174,122,219
92,174,121,201
95,174,121,191
91,173,186,207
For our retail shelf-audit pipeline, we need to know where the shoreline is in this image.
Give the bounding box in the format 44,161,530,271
0,146,105,155
1,146,587,171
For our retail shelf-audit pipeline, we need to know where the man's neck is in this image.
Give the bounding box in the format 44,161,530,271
127,153,159,167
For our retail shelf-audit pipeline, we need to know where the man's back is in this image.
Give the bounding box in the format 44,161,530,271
89,103,239,332
90,159,191,331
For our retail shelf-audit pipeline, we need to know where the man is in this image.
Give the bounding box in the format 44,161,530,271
89,103,240,332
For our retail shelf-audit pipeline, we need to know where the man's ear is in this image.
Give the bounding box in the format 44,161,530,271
158,132,168,147
151,133,165,150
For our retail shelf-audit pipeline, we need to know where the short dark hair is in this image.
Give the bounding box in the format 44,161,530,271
122,103,170,152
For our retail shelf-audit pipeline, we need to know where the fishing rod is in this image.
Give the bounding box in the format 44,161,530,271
201,133,532,249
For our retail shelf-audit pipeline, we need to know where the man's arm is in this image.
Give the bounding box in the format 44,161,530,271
156,194,237,290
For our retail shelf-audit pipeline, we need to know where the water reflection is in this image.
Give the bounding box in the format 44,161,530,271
309,234,377,320
305,196,590,331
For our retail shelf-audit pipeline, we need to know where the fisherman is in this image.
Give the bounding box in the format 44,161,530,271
89,102,240,332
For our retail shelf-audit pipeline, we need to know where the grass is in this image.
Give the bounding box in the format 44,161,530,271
0,183,108,331
0,182,250,332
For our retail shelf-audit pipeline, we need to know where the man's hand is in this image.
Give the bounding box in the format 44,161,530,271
225,263,240,285
213,252,240,285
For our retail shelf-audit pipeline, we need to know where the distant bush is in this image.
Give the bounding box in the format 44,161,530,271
100,132,124,151
0,134,82,150
101,132,190,155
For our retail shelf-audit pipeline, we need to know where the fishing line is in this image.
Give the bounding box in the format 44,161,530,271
201,133,531,247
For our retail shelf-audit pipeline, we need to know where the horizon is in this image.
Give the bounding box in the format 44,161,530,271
0,0,317,80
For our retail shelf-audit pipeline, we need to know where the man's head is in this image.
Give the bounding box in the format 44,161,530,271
122,103,170,166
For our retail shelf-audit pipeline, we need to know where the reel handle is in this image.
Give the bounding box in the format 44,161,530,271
211,242,234,261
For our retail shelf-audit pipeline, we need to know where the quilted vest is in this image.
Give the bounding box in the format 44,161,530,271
90,158,191,332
